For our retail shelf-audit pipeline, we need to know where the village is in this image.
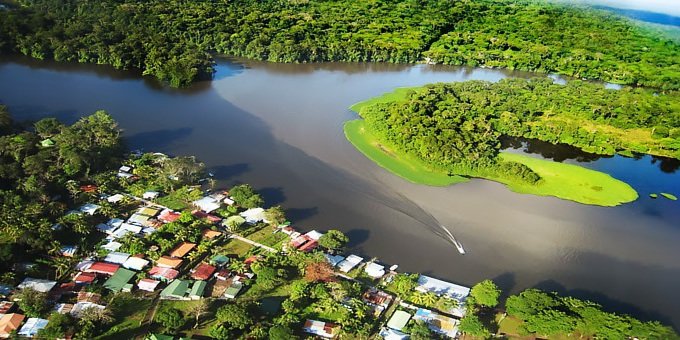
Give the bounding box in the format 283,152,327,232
0,152,487,339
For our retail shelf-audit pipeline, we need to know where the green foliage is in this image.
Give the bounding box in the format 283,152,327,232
37,312,76,339
317,229,349,251
470,279,501,308
15,287,49,317
264,205,286,226
215,303,252,330
1,1,679,88
458,313,490,337
229,184,264,208
155,308,185,333
269,325,297,340
387,273,419,299
409,320,434,339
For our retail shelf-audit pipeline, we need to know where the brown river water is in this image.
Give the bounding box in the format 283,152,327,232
1,56,679,328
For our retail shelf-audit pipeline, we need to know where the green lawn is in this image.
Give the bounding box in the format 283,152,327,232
344,120,468,186
96,294,153,340
349,87,415,113
497,153,638,206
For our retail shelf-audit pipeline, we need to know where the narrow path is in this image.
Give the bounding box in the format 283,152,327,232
228,234,277,253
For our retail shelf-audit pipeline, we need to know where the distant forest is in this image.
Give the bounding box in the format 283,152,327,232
0,0,679,88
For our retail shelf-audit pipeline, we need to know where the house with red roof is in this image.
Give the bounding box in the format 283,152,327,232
158,209,181,223
190,263,216,281
149,266,180,282
84,262,119,276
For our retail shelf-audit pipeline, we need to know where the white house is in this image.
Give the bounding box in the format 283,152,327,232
78,203,100,215
123,257,149,271
17,318,48,338
416,275,471,318
17,278,57,293
240,208,268,224
364,262,385,279
143,191,160,200
338,255,363,273
193,197,221,213
104,252,130,265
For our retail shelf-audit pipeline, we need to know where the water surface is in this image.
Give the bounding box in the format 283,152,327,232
1,56,679,328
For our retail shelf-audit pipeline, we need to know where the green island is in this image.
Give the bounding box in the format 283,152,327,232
0,107,676,339
1,0,680,88
343,77,680,206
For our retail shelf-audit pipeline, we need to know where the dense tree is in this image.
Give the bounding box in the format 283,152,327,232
229,184,264,208
388,273,418,299
409,320,434,339
269,325,297,340
215,304,251,330
37,312,76,339
15,288,49,317
1,1,678,88
470,279,501,308
155,308,185,333
458,313,490,337
304,261,336,282
317,229,349,251
264,205,286,226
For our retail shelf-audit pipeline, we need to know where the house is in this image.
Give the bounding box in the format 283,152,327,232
96,223,116,234
193,197,221,213
169,242,196,258
364,262,386,279
415,275,470,318
123,257,149,271
413,308,459,338
149,266,180,282
158,209,181,223
107,193,125,203
80,184,97,193
202,229,222,240
0,286,11,298
386,310,411,331
70,302,105,318
104,252,130,265
223,281,243,299
73,272,97,285
0,302,14,315
192,210,222,224
210,254,230,267
304,230,324,241
215,270,231,281
379,327,409,340
54,303,73,315
362,288,393,317
137,279,160,292
127,214,153,226
17,317,48,338
188,281,207,300
138,206,161,217
104,268,136,292
240,208,267,224
78,203,100,215
0,313,25,338
324,254,345,267
40,138,55,147
85,262,120,276
337,255,363,273
77,292,101,304
160,280,190,300
156,257,183,269
75,260,94,272
17,278,57,293
61,245,78,257
101,241,123,252
119,165,132,173
143,191,160,200
303,319,339,339
190,263,216,281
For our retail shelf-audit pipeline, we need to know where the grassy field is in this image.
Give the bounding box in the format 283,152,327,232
349,87,415,113
498,153,638,206
96,294,154,340
344,120,469,186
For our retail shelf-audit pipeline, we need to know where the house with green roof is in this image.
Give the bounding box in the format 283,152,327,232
188,280,207,300
103,268,136,292
210,254,230,267
160,279,190,300
40,138,55,147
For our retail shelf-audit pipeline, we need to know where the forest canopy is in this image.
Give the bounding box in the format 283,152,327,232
0,0,678,88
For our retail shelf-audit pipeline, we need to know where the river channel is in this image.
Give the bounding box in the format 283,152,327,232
1,55,679,328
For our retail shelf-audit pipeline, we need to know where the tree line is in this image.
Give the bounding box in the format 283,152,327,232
0,0,678,88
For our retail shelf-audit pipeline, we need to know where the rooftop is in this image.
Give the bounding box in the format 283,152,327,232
168,242,196,258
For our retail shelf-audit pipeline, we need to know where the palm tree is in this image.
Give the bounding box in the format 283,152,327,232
423,292,438,307
229,260,247,274
410,291,426,305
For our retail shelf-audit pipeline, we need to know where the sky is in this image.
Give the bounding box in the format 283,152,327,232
571,0,680,16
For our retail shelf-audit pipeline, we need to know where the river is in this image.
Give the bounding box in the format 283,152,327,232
1,55,679,328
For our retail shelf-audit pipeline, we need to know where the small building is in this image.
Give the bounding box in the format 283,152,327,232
85,262,120,276
123,257,149,271
210,254,230,267
304,230,324,241
127,214,153,226
143,191,160,200
70,302,105,318
0,313,25,338
215,269,231,281
104,268,136,292
73,272,97,285
193,197,221,213
324,254,345,267
379,327,409,340
138,206,161,217
190,263,216,281
160,280,190,300
40,138,55,147
17,317,48,338
104,252,130,265
158,209,181,223
0,286,12,298
101,241,122,252
364,262,386,279
149,266,180,282
77,292,101,304
119,165,132,173
61,245,78,257
75,260,94,272
156,256,183,269
169,242,196,258
78,203,100,215
0,302,14,316
54,303,73,315
303,319,339,339
202,229,222,240
189,280,207,300
386,310,411,331
223,281,243,299
192,210,222,224
96,223,116,234
337,255,363,273
362,288,393,317
107,194,125,203
17,278,57,293
415,275,470,318
137,279,160,292
80,184,97,193
240,208,267,224
413,308,459,338
298,240,318,252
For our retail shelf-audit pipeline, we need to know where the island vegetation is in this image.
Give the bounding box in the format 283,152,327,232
345,79,663,206
0,0,679,88
0,107,676,338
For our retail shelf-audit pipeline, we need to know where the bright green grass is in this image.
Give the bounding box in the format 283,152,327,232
661,192,678,201
349,87,415,113
498,153,638,206
344,119,468,186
